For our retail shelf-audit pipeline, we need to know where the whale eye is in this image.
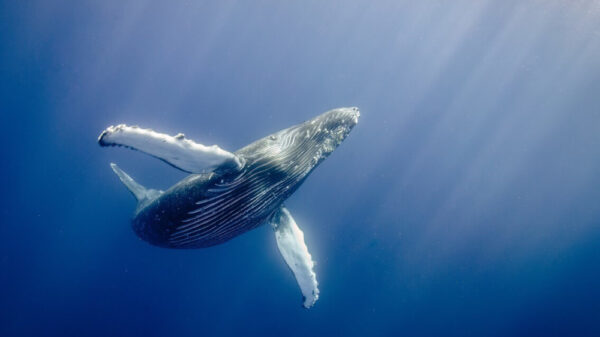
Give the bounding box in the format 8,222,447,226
270,135,277,141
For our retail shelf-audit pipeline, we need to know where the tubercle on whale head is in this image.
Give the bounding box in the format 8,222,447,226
312,107,360,130
301,106,360,160
257,107,360,177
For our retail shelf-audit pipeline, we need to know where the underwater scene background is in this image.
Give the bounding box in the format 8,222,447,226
1,1,599,336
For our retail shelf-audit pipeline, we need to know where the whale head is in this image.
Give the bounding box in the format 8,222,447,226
291,106,360,164
235,107,359,199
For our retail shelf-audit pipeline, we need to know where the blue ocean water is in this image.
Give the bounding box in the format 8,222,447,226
1,1,600,336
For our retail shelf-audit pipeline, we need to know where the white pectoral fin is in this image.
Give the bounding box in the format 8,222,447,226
98,124,243,173
269,207,319,308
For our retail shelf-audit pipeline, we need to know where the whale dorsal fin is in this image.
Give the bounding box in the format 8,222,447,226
98,124,243,173
110,163,162,212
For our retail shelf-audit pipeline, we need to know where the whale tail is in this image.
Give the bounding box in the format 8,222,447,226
110,163,163,211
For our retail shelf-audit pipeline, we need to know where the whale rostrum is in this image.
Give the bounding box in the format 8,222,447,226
99,107,360,308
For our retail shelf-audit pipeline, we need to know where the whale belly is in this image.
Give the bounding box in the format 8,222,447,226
132,162,290,248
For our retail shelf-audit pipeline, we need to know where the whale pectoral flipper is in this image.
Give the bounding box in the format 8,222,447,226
269,206,319,308
98,124,243,173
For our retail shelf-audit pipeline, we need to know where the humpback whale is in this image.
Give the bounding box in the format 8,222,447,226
99,107,359,308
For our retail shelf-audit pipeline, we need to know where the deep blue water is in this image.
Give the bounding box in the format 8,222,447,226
2,1,600,336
